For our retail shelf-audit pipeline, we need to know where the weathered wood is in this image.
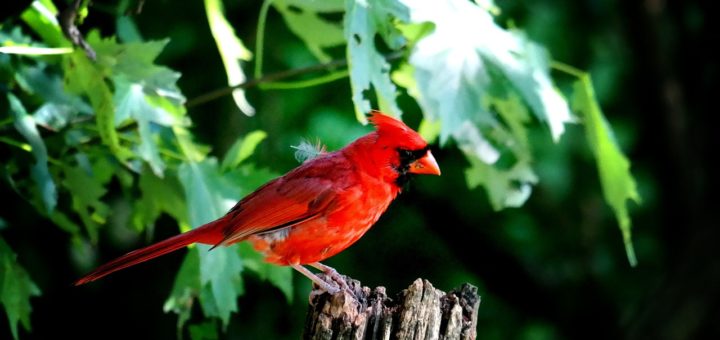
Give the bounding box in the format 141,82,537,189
303,276,480,340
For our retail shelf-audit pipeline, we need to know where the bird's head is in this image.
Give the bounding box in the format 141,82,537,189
358,111,441,187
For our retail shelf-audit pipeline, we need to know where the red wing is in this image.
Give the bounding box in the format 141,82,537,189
215,175,338,246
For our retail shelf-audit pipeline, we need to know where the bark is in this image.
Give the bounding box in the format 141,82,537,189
303,276,480,340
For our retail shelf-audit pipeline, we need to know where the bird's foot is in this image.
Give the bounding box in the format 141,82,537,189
310,262,356,298
291,263,341,305
292,263,359,304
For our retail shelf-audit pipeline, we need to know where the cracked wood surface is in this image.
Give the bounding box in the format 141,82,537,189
303,276,480,340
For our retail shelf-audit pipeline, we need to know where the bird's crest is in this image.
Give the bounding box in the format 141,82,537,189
367,110,427,149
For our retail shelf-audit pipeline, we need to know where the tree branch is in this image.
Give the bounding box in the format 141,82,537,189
59,0,96,60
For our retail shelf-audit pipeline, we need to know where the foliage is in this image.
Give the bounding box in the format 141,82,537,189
0,0,641,337
0,237,40,340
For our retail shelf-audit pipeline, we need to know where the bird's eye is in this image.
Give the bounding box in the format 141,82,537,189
398,149,414,161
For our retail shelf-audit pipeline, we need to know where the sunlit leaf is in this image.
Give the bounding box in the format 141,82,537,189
345,0,408,122
221,130,267,171
400,0,572,143
390,0,574,209
7,93,57,213
20,0,66,48
204,0,255,115
0,237,41,340
572,75,640,266
0,46,72,55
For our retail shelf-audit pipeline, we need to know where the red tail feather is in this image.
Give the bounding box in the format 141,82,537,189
74,223,222,285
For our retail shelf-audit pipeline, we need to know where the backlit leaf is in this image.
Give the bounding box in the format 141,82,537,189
204,0,255,115
572,75,640,266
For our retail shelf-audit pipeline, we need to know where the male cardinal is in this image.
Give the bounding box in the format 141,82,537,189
75,111,440,294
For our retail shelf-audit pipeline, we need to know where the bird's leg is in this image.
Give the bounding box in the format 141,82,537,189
309,262,351,294
290,264,340,295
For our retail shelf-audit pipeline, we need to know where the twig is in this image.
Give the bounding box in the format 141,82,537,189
186,51,404,108
59,0,96,60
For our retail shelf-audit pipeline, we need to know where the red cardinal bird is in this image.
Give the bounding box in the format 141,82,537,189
75,111,440,293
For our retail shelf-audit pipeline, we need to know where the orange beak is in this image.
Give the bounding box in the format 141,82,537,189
408,150,441,176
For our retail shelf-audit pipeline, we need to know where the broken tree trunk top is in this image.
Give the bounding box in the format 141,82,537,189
304,276,480,340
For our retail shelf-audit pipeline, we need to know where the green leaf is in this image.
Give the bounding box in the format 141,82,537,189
273,0,345,63
14,63,93,130
0,46,72,55
178,160,240,227
61,164,110,243
164,247,201,330
572,75,641,266
174,127,210,163
114,78,182,176
416,118,441,145
189,321,219,340
168,160,290,325
465,155,538,210
176,159,244,327
197,244,243,327
0,237,41,340
7,93,57,213
63,50,133,163
204,0,255,115
67,32,189,174
345,0,408,122
221,130,267,171
20,0,66,48
393,0,574,209
132,168,188,233
116,16,144,43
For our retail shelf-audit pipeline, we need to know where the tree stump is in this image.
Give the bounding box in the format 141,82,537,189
303,276,480,340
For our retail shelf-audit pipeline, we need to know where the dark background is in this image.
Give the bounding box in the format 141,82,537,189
1,0,718,339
